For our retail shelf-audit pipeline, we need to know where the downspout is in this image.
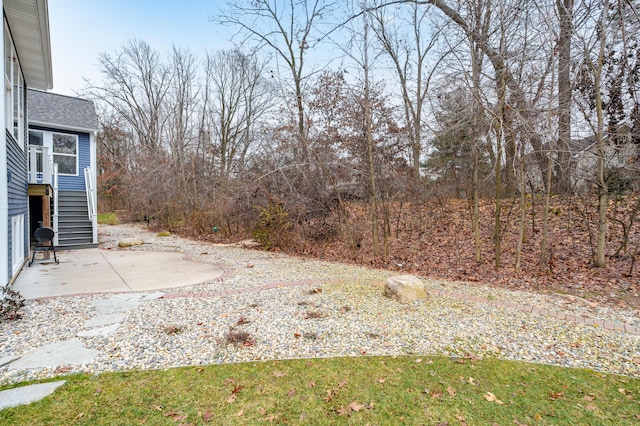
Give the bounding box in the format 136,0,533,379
0,3,9,287
90,129,97,244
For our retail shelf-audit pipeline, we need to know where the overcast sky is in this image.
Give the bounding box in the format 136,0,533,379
48,0,233,96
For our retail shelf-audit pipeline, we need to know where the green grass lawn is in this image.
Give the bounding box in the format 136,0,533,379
1,356,639,425
97,212,120,225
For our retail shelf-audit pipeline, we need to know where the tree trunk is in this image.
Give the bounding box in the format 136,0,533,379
594,1,609,268
556,0,574,193
363,9,380,256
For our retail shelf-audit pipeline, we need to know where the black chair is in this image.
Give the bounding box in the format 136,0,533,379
28,227,59,266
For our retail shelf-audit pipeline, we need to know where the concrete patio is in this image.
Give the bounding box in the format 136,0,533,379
12,248,225,299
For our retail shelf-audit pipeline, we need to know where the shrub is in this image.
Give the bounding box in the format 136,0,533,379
224,330,256,347
97,212,120,225
253,203,292,250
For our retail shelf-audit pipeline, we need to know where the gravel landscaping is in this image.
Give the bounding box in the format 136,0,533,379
0,223,639,384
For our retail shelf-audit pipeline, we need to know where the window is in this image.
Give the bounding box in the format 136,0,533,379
4,21,24,146
53,133,78,175
29,130,44,172
11,215,24,275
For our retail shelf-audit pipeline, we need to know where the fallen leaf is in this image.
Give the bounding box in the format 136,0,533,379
336,406,350,416
337,380,348,389
586,404,597,411
237,409,244,417
307,380,316,388
366,402,375,410
583,395,594,401
258,408,267,415
287,388,297,397
202,410,214,422
618,388,628,395
484,391,504,405
273,371,286,377
431,389,443,399
224,378,236,385
447,386,457,396
533,413,543,421
262,413,278,422
416,358,422,363
549,391,564,400
377,377,386,383
349,401,364,412
299,413,307,420
227,394,237,403
468,377,477,385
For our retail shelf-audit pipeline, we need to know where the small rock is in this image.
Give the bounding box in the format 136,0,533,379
384,275,427,303
118,237,144,247
239,239,260,248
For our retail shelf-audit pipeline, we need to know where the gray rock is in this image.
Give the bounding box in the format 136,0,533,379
118,237,144,247
384,275,427,303
77,323,121,337
11,339,98,369
84,313,126,328
0,381,66,410
0,356,20,368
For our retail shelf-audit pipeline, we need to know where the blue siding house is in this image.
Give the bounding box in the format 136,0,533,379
27,90,98,248
2,0,53,286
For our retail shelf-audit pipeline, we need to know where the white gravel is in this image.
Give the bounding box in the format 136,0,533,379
0,223,638,384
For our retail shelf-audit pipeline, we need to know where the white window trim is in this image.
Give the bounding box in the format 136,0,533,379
52,132,79,176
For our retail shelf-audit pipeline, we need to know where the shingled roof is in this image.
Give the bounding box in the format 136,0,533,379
28,89,98,131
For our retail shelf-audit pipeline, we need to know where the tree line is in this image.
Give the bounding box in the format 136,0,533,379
88,0,640,272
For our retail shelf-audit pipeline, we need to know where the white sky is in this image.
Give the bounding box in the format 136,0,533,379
48,0,232,96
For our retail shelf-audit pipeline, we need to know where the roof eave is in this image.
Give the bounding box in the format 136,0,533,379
4,0,53,90
29,119,97,134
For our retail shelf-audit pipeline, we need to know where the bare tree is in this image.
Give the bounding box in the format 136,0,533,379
371,1,442,179
217,0,338,162
86,40,171,154
205,49,273,178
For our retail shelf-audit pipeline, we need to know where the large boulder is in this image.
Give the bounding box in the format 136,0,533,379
118,237,144,248
384,275,427,303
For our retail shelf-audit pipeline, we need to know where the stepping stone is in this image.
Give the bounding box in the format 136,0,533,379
85,313,126,328
92,298,139,315
0,381,66,410
77,323,120,337
10,339,98,370
0,356,19,368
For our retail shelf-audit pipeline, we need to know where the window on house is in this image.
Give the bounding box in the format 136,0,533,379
53,133,78,175
4,21,24,146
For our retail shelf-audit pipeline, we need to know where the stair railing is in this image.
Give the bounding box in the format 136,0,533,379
84,166,98,244
53,163,59,245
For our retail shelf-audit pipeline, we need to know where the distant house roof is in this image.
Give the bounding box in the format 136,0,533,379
28,89,98,131
567,136,596,154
